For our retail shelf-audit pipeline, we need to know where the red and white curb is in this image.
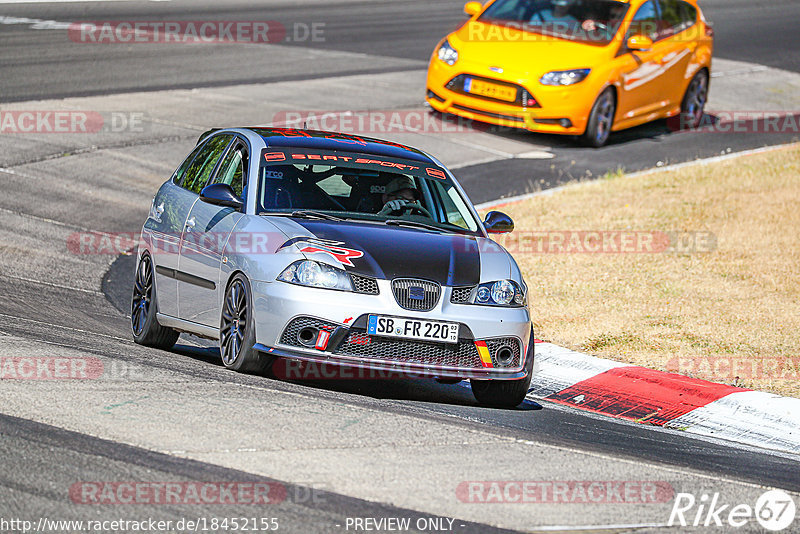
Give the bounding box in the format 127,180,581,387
527,341,800,455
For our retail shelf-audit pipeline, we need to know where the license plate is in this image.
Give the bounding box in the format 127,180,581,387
367,315,459,344
464,77,517,102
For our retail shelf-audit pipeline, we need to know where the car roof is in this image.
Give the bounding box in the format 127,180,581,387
198,127,434,164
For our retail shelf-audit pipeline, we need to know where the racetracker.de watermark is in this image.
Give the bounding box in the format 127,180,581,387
0,111,146,134
0,357,103,380
462,21,708,43
270,359,527,381
66,231,717,256
456,481,674,504
68,21,324,44
665,355,800,382
70,482,287,505
273,110,501,134
667,111,800,134
493,231,717,254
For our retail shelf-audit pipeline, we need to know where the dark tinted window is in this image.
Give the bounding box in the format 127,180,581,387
658,0,695,38
213,141,248,198
680,1,697,28
626,0,659,40
172,142,206,184
181,134,233,194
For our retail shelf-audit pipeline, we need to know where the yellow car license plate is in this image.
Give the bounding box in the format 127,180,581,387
464,78,517,102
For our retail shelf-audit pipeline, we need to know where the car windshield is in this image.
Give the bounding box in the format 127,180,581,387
257,148,481,235
478,0,630,45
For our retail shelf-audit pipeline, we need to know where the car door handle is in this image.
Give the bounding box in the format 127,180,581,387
185,217,196,231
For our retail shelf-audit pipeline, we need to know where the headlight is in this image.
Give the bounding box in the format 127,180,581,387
539,69,591,86
473,280,526,307
277,260,353,291
437,39,459,66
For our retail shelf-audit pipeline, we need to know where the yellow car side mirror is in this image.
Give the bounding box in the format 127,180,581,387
627,34,654,51
464,1,482,17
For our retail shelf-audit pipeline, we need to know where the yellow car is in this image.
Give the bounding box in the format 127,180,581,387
425,0,713,146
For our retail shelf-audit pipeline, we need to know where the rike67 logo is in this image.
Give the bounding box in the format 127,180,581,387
669,489,796,531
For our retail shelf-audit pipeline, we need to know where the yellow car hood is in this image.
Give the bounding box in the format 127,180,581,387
452,21,613,78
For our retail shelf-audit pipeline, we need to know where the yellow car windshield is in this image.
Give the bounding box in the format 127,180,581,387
479,0,630,45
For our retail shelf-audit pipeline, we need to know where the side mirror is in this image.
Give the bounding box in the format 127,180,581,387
200,183,243,210
626,34,653,51
464,1,482,16
484,211,514,234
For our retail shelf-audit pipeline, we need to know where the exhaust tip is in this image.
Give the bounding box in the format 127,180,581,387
495,346,514,366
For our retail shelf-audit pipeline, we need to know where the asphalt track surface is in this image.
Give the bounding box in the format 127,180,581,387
1,0,800,532
1,0,799,102
2,0,799,203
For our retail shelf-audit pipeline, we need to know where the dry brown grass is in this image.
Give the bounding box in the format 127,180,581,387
493,145,800,397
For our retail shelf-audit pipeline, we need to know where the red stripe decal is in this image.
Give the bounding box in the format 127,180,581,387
546,366,747,426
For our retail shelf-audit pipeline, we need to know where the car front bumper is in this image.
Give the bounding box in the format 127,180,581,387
251,279,533,381
426,58,597,135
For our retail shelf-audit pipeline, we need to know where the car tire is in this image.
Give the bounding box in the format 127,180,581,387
470,330,535,408
220,273,272,373
679,70,709,130
582,88,616,148
131,252,180,350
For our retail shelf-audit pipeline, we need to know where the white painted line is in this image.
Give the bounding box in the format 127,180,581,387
0,274,104,296
532,523,670,531
0,1,162,4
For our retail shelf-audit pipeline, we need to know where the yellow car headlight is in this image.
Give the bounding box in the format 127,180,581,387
540,69,591,86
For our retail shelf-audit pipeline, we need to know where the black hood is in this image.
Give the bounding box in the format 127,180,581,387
292,220,480,286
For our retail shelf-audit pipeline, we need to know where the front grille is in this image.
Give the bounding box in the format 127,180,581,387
351,274,379,295
485,337,522,368
280,316,338,348
451,104,526,123
335,332,483,369
450,286,474,304
392,278,441,311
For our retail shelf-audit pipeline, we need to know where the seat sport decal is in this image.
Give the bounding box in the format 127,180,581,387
279,237,364,267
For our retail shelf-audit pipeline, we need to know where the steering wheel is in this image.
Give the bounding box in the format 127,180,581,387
586,21,613,37
380,200,434,219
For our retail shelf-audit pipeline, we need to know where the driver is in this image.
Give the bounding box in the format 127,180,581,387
377,176,424,215
537,0,606,33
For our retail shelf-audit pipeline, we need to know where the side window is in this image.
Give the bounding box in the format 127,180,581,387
657,0,684,38
680,1,697,29
626,0,659,41
181,134,233,194
213,141,248,198
429,180,477,231
172,142,206,184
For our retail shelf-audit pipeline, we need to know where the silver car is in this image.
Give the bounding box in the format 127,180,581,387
132,127,534,407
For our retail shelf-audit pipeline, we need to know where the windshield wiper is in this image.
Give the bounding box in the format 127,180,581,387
384,219,445,233
260,210,345,221
291,210,345,221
